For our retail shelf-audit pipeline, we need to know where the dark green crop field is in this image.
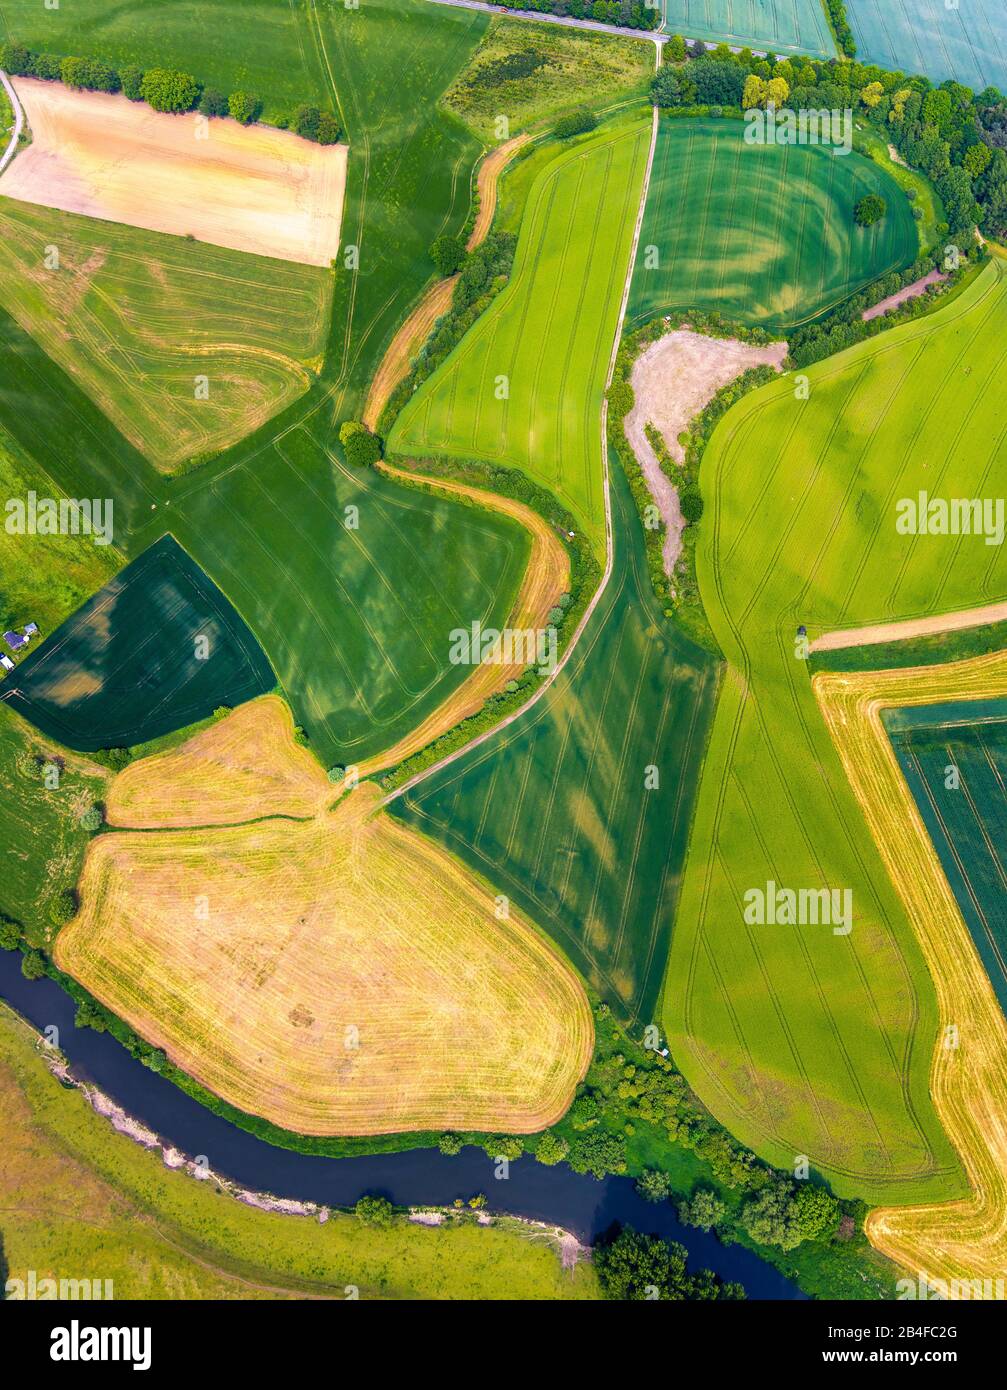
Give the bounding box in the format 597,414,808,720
628,117,917,332
2,535,275,751
393,461,720,1026
886,701,1007,1019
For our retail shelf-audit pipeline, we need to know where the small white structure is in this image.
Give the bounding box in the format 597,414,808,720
0,655,14,672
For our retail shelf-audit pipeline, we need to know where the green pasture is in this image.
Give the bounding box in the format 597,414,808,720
886,702,1007,1018
0,706,107,944
846,0,1007,96
0,199,332,473
390,116,653,559
628,117,917,332
3,535,275,750
663,259,1007,1204
394,461,719,1027
660,0,835,58
441,16,653,140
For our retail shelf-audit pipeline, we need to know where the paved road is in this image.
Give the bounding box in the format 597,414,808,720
0,70,24,175
429,0,669,44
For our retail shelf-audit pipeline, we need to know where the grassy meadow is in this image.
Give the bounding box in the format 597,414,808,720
390,115,653,560
0,199,332,472
0,1003,598,1299
628,117,917,332
663,259,1007,1204
441,16,653,140
395,462,719,1027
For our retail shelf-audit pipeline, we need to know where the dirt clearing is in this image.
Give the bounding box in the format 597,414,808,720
0,79,346,267
627,329,787,576
810,598,1007,652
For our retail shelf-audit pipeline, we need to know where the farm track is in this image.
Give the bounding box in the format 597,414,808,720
817,653,1007,1294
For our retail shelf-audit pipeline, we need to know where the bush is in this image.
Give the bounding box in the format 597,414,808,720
854,193,887,226
326,765,345,783
120,66,145,101
79,805,104,833
198,87,229,118
635,1168,672,1203
553,107,597,139
30,52,63,81
482,1134,524,1161
51,889,78,927
140,68,200,114
21,950,46,981
60,56,120,93
98,747,132,772
354,1194,394,1227
228,90,261,125
338,421,382,468
679,485,704,523
437,1132,463,1155
0,42,32,77
534,1133,569,1166
430,233,467,277
0,915,20,951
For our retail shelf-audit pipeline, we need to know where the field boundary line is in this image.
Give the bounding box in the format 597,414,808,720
382,99,659,807
0,69,23,174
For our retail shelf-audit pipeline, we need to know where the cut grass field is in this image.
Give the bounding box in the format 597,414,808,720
0,198,332,472
0,1003,597,1299
660,0,835,58
395,463,719,1026
663,259,1007,1204
3,535,275,753
846,0,1007,96
56,699,594,1136
441,15,653,140
1,78,347,268
816,653,1007,1293
389,114,653,560
628,116,917,332
0,705,107,947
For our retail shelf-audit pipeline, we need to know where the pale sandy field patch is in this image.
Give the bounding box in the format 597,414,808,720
0,79,346,267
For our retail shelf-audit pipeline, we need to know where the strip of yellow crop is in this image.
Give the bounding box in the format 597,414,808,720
815,650,1007,1296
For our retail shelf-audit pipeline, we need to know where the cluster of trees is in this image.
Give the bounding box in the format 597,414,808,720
823,0,857,58
0,40,340,142
553,106,597,140
740,1177,841,1251
486,0,660,32
655,39,1005,242
594,1228,745,1301
854,192,887,225
338,421,382,468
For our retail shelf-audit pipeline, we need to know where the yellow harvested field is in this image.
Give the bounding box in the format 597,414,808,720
1,79,346,267
108,695,331,829
59,703,592,1135
466,133,531,251
816,651,1007,1296
358,460,569,776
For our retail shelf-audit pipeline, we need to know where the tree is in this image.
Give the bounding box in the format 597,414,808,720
140,68,200,114
120,66,145,101
98,747,131,771
594,1227,743,1300
482,1134,524,1160
740,1179,803,1250
316,111,341,144
794,1183,841,1240
354,1194,394,1226
51,889,78,927
75,998,110,1032
198,87,230,118
679,485,704,523
690,59,746,106
228,90,261,125
338,420,382,468
963,142,992,178
937,166,981,234
742,73,765,108
635,1168,672,1203
60,56,119,93
437,1132,463,1155
294,105,322,139
651,67,696,108
30,52,63,81
678,1187,726,1232
534,1133,569,1166
553,107,597,139
0,41,32,76
0,915,20,951
666,34,687,62
21,950,46,981
765,76,789,108
429,233,466,277
79,805,103,833
860,80,884,108
854,193,887,226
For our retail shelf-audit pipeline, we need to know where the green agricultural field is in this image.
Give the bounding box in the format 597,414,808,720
663,259,1007,1204
441,16,653,140
3,535,275,751
389,115,653,559
0,706,107,944
886,702,1007,1018
0,1003,598,1299
0,0,331,124
661,0,835,58
846,0,1007,96
0,199,332,473
394,462,719,1026
0,426,120,638
628,117,917,332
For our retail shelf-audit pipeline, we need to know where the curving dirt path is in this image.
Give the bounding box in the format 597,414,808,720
0,70,24,175
362,133,530,432
809,598,1007,653
358,459,569,776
